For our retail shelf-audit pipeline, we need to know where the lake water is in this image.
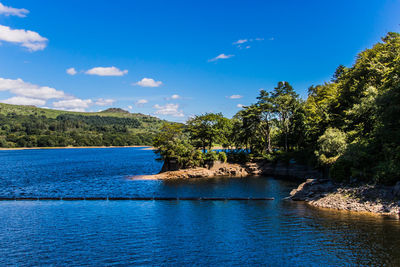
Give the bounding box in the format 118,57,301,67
0,147,399,266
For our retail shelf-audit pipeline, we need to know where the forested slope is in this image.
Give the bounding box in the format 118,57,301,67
0,104,166,147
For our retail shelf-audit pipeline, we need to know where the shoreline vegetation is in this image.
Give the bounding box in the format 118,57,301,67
151,32,400,216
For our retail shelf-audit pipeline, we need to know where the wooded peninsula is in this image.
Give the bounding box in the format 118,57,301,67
154,32,400,186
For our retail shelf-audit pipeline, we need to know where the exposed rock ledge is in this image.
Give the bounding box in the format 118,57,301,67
135,162,250,180
135,158,326,180
290,179,400,216
135,160,324,180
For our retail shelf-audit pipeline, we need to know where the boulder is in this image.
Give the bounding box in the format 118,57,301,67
392,182,400,197
290,179,335,201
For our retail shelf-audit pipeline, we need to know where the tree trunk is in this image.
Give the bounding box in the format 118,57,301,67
267,132,272,153
285,132,288,152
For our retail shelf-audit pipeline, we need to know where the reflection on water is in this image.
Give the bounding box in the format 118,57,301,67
0,148,399,266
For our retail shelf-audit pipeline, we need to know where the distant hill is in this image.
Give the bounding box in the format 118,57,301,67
100,108,130,114
0,103,168,148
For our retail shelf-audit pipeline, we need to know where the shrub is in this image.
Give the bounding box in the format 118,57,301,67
315,128,347,166
226,150,250,164
217,151,227,163
204,150,218,162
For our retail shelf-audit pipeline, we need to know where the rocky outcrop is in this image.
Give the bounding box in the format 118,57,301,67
290,179,400,216
139,160,324,180
290,178,335,201
135,162,250,180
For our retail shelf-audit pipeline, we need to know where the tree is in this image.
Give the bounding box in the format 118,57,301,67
233,105,264,154
186,113,229,152
153,122,203,169
256,90,275,153
270,81,300,151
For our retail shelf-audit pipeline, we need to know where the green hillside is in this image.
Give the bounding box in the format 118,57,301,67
0,103,167,148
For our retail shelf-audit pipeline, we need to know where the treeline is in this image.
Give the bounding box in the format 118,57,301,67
154,32,400,185
0,113,155,147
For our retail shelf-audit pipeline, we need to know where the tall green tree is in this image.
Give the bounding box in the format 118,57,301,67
233,105,264,154
186,113,230,152
270,81,300,151
256,90,275,153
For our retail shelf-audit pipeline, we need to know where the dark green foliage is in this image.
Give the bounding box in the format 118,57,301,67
153,123,204,169
226,150,251,164
204,151,218,161
186,113,232,152
218,151,227,163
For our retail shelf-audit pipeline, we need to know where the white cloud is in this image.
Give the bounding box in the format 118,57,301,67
53,98,92,112
171,94,180,99
85,66,128,76
236,103,244,108
0,77,67,100
66,67,77,75
233,39,248,45
0,96,45,106
134,78,162,87
127,105,133,110
234,37,267,49
0,2,29,17
208,53,234,62
165,94,181,100
0,25,48,51
95,98,115,106
135,99,148,106
229,94,243,99
153,103,184,117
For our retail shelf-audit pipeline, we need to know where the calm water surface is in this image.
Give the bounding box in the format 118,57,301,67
0,147,399,266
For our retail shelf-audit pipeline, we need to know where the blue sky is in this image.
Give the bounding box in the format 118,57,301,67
0,0,399,122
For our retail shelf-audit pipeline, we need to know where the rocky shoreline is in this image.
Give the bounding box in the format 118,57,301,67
134,162,251,180
134,160,400,217
138,160,324,180
290,179,400,216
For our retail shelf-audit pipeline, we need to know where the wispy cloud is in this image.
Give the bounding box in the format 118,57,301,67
236,103,244,108
66,67,77,75
153,103,184,117
85,66,128,76
0,25,48,51
0,2,29,17
135,99,148,106
95,98,115,106
233,37,270,49
165,94,181,100
134,78,162,87
208,53,234,62
228,94,243,99
233,39,248,45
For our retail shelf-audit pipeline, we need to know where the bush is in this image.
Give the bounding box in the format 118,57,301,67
315,128,347,166
226,150,250,164
217,151,227,163
204,150,218,162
